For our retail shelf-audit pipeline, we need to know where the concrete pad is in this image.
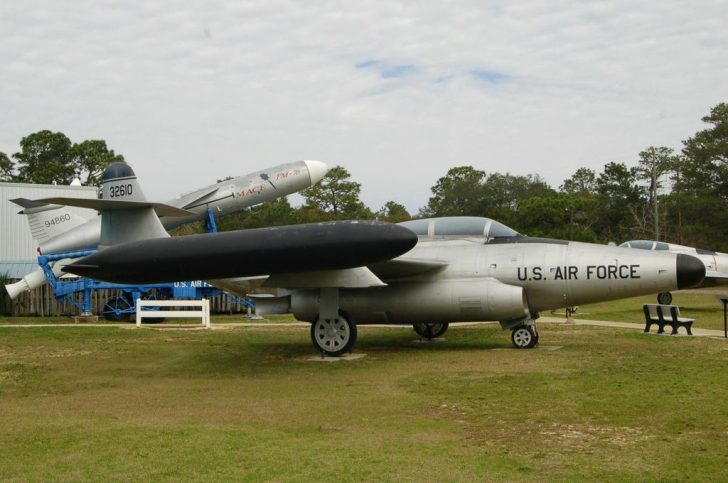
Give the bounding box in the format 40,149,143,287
493,345,562,351
73,315,99,324
302,353,367,362
410,338,448,344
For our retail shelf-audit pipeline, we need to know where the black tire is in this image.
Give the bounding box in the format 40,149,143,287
141,312,166,324
657,292,672,305
310,313,357,356
511,325,538,349
102,296,132,322
413,322,449,340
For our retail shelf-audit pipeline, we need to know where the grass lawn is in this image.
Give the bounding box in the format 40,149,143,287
2,320,728,481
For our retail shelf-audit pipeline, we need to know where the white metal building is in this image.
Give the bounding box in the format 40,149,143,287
0,182,98,267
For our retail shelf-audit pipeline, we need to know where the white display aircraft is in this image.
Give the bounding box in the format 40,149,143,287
620,240,728,304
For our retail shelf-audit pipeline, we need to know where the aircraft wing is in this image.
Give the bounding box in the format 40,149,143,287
703,271,728,287
369,257,449,281
38,197,194,217
172,186,222,210
707,271,728,279
264,267,385,289
63,221,418,285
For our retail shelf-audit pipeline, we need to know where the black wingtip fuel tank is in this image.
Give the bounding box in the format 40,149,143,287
63,221,418,284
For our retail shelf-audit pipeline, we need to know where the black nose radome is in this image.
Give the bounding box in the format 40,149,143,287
676,254,705,289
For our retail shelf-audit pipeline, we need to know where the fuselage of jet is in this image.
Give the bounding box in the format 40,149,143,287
290,232,704,324
62,216,705,326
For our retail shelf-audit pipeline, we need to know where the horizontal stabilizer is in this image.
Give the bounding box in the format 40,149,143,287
265,267,386,289
37,197,194,217
11,197,51,209
10,198,63,214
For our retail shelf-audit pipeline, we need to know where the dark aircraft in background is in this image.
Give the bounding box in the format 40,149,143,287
620,239,728,304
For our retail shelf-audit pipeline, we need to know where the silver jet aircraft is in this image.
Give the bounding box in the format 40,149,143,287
58,207,705,355
5,159,328,299
620,239,728,304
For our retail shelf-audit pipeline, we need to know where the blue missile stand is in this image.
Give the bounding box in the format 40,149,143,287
37,207,254,319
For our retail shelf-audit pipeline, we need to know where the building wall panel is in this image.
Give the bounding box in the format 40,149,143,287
0,182,98,260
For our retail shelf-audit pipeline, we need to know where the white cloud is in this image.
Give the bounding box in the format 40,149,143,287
1,0,726,212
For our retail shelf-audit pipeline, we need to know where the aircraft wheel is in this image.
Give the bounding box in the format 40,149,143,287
657,292,672,305
511,325,538,349
102,296,132,322
311,313,357,356
413,322,449,339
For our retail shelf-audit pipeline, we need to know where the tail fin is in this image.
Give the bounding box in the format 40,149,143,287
100,162,149,202
37,162,193,248
10,198,90,244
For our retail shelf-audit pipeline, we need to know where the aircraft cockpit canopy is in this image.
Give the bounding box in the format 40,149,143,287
620,240,670,251
398,217,520,239
621,239,718,255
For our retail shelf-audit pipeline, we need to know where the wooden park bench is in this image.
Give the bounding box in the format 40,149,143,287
643,304,694,335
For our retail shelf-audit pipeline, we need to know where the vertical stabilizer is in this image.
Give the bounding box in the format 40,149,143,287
98,162,170,247
10,199,90,245
30,162,182,253
100,162,149,202
99,207,170,247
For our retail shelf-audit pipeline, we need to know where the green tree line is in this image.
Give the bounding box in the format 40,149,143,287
4,103,727,250
1,130,124,186
215,102,728,251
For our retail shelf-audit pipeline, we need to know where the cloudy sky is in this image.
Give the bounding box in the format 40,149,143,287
1,1,726,212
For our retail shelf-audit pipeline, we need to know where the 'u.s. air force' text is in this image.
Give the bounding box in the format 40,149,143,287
517,265,640,281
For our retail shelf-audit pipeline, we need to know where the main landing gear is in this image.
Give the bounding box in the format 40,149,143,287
310,313,357,356
510,324,539,349
310,288,358,357
413,322,449,340
502,315,540,349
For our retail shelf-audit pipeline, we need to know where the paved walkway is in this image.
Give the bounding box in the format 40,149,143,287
539,316,728,338
0,318,726,338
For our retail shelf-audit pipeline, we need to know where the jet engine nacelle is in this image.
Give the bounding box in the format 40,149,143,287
291,279,529,324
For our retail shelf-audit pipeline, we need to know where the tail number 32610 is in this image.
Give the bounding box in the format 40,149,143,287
109,184,133,198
